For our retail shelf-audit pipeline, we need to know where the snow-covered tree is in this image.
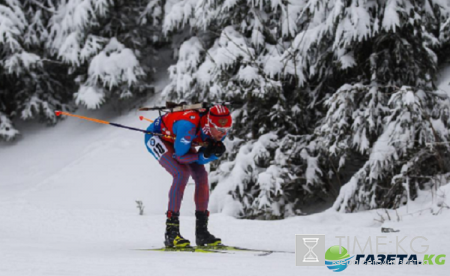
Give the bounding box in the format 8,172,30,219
0,0,165,141
310,0,450,212
2,0,450,218
48,0,160,109
163,0,450,218
0,0,26,140
0,0,74,141
162,0,322,218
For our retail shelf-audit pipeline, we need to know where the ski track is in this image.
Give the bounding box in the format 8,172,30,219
1,201,449,276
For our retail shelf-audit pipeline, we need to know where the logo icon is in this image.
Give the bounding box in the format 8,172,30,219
325,246,354,272
303,238,319,262
296,235,325,266
150,139,155,146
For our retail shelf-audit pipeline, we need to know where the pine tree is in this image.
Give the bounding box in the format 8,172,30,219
72,0,163,108
0,0,25,140
0,0,165,141
163,0,450,218
313,0,450,212
163,0,319,218
0,0,74,141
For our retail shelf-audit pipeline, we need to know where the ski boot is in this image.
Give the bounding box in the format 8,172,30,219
164,211,191,248
195,210,222,246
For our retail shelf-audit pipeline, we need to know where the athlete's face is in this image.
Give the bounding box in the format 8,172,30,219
210,126,228,141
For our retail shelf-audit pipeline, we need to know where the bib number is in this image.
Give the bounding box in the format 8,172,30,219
147,137,168,160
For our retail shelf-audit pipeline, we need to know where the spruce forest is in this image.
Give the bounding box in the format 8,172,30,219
2,0,450,219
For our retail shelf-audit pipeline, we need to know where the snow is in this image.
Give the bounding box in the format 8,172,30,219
281,3,303,37
300,148,323,187
20,95,55,121
75,86,105,110
382,0,401,32
251,28,264,49
262,45,284,78
368,122,398,180
86,38,144,90
48,0,111,63
167,37,203,93
3,52,41,75
238,65,259,84
337,50,356,69
1,93,450,276
80,35,106,62
216,26,254,68
58,31,80,64
334,1,371,48
0,113,20,141
332,174,359,212
2,2,450,271
0,2,25,52
404,90,416,106
162,0,197,34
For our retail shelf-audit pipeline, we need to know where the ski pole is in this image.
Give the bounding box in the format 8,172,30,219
54,111,173,140
54,111,207,146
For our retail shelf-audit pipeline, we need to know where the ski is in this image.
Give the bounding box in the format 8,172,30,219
135,246,225,254
197,244,294,255
135,244,293,256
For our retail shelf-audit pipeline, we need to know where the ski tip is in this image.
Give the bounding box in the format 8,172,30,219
55,111,62,116
139,116,144,121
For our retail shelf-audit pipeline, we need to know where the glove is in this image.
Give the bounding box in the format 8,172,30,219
203,139,216,158
213,141,226,157
197,147,219,164
203,139,226,158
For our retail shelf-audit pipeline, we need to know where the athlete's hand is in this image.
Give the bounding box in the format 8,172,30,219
204,139,226,158
213,141,226,157
203,139,216,158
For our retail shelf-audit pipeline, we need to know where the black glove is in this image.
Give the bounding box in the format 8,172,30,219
213,141,226,157
203,140,215,158
203,139,226,158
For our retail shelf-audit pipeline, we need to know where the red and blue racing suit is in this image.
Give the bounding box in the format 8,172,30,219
144,110,223,212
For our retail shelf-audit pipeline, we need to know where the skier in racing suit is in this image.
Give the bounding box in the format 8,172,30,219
144,104,232,248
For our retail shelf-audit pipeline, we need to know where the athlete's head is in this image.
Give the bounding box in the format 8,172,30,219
207,105,232,141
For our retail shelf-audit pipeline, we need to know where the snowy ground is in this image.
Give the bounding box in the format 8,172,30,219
1,82,450,275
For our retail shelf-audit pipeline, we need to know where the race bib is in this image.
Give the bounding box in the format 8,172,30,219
147,136,168,160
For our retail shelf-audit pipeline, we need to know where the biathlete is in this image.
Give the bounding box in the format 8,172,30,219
144,104,232,248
